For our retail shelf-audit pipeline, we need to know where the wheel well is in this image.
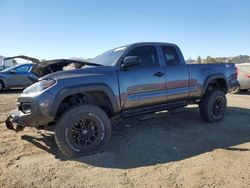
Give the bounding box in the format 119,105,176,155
55,91,114,120
204,78,227,94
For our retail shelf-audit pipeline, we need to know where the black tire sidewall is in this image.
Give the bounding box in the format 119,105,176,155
200,90,227,123
55,105,111,157
208,94,226,121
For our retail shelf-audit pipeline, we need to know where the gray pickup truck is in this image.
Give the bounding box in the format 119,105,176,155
6,42,238,157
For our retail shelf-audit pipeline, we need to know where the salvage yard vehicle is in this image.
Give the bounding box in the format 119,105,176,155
230,62,250,93
0,55,93,91
0,63,35,91
5,42,239,157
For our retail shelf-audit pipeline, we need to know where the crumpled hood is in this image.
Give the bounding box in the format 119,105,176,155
31,59,101,78
41,66,117,81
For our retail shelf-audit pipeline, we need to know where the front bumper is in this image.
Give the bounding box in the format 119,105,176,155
5,113,25,132
5,94,54,131
5,110,54,131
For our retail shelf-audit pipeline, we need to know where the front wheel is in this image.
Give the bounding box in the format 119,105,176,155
0,80,4,91
55,105,111,158
199,90,227,123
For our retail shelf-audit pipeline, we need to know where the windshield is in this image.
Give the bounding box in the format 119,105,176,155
90,46,127,66
0,65,18,72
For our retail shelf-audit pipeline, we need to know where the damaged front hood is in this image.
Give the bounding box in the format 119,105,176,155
4,55,102,78
31,59,102,78
42,65,117,80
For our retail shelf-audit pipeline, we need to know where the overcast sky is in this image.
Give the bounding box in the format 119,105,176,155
0,0,250,60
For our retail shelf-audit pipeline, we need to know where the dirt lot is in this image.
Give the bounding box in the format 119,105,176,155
0,90,250,188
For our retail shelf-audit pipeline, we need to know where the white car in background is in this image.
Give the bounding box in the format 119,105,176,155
231,62,250,93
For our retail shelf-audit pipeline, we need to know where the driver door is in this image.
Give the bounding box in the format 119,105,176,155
118,46,167,110
7,65,34,87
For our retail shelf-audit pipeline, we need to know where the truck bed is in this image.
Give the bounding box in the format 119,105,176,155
187,63,238,97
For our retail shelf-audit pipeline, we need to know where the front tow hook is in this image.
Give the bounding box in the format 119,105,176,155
5,115,25,132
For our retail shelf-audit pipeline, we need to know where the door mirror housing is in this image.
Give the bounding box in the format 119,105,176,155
122,56,141,68
9,69,16,74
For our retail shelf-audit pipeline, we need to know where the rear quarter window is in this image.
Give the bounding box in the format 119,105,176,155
162,46,180,66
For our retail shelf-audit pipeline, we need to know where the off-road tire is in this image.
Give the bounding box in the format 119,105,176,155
199,90,227,123
55,105,111,158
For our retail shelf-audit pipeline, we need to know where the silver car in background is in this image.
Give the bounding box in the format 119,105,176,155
231,62,250,93
0,63,36,91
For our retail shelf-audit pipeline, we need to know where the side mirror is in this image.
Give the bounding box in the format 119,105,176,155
122,56,141,68
9,69,16,74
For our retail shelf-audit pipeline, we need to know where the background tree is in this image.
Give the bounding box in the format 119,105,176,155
197,56,202,64
205,56,217,64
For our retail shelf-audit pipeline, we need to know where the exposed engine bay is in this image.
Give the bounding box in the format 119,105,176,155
4,55,101,78
31,59,101,77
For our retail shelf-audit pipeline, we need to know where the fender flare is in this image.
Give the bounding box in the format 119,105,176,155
49,84,120,117
201,74,228,96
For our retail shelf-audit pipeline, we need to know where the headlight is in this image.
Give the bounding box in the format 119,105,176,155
23,79,56,94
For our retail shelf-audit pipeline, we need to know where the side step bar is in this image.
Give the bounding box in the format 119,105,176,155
119,100,187,118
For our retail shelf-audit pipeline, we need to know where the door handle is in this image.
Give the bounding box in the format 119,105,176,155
154,72,165,77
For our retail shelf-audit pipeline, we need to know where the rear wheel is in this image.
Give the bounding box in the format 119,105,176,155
55,105,111,158
199,90,227,123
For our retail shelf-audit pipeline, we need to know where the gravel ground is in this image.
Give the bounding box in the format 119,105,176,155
0,90,250,188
